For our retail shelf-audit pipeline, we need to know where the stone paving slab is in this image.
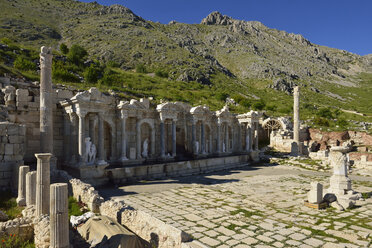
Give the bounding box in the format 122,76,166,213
104,165,372,247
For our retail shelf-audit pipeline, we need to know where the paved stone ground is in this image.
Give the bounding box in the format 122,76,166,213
100,163,372,248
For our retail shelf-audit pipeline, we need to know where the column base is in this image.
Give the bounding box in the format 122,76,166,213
120,156,128,162
97,160,108,166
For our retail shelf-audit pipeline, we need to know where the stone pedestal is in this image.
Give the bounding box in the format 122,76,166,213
307,182,323,204
328,146,352,195
26,171,37,206
16,165,30,206
35,153,52,216
50,183,69,248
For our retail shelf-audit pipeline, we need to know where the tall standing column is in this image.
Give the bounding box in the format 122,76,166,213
120,113,128,161
78,113,86,164
255,127,259,151
200,122,205,154
172,120,177,157
136,120,141,159
69,114,77,165
225,125,229,152
89,116,95,145
35,153,52,216
249,124,254,151
293,86,300,155
16,165,30,206
160,120,165,158
50,183,69,248
26,171,37,206
192,120,197,155
216,122,221,153
40,46,53,155
63,114,71,165
245,124,250,152
97,113,105,165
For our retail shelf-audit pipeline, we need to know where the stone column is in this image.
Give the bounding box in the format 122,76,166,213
254,127,259,151
26,171,37,206
69,114,77,165
110,122,117,161
172,120,177,157
63,114,71,165
225,125,229,152
216,122,221,153
192,120,197,155
151,127,156,157
160,120,165,158
293,86,300,155
200,122,205,154
78,113,86,164
120,113,128,161
245,124,250,152
136,120,141,159
16,165,30,206
89,115,95,145
50,183,69,248
97,113,105,165
35,153,52,216
39,46,53,155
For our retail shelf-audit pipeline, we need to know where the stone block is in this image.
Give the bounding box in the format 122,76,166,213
129,148,136,160
3,155,13,161
307,182,323,204
2,136,8,143
4,144,13,155
0,144,4,154
56,89,73,99
16,89,29,97
9,135,23,144
7,125,19,135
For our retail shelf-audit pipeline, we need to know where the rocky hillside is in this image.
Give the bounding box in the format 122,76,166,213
0,0,371,125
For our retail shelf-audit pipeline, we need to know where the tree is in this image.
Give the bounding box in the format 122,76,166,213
83,64,100,83
60,43,69,55
67,44,87,65
252,100,265,110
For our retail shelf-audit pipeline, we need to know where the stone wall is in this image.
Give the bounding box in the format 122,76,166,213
0,122,26,189
0,217,34,241
100,200,192,248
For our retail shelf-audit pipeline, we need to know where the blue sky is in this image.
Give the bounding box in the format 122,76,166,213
81,0,372,55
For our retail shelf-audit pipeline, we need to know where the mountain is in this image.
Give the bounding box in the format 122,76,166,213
0,0,371,128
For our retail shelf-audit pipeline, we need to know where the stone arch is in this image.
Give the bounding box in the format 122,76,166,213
263,118,284,137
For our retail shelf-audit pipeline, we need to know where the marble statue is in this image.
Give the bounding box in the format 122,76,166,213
222,142,226,152
85,137,96,164
142,138,149,158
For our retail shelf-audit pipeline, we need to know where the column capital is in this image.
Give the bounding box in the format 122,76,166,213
40,46,53,69
35,153,53,160
77,111,87,118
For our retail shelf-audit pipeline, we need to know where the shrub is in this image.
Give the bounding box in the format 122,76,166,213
67,44,87,65
314,116,330,127
68,196,83,217
266,104,277,111
13,57,36,71
336,118,348,128
83,64,101,83
52,67,80,83
215,92,229,101
59,43,69,55
155,69,168,78
135,63,146,73
0,234,34,248
240,99,251,108
317,107,333,119
252,100,265,110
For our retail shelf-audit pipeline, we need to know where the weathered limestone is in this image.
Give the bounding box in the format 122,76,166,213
50,183,69,248
307,182,323,204
292,86,300,156
26,171,37,206
39,47,55,168
35,153,52,216
16,165,30,206
120,112,128,161
328,146,352,195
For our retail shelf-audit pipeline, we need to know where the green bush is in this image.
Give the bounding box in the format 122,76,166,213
317,107,333,119
135,63,146,73
336,118,348,128
266,104,277,111
83,64,101,83
314,116,330,127
0,234,34,248
240,99,251,108
155,69,168,78
252,100,265,110
59,43,69,55
53,67,80,83
215,92,229,101
67,44,87,65
13,57,36,71
68,196,83,217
